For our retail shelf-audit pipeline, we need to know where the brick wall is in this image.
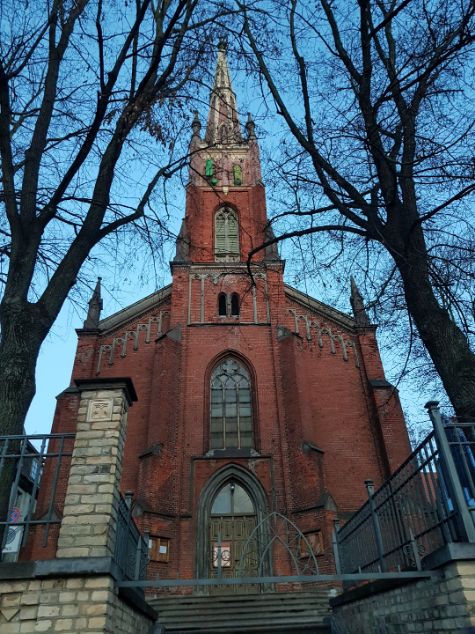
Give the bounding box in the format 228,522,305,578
40,175,412,583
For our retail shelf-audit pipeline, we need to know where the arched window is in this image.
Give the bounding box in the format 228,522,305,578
215,207,239,261
210,358,253,449
231,293,240,316
218,293,227,316
211,482,254,516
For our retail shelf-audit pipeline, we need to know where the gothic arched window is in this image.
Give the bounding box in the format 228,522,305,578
215,207,239,261
231,293,240,316
211,482,254,515
210,358,253,450
218,293,227,316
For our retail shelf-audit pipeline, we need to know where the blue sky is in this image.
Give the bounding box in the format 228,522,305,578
22,43,441,445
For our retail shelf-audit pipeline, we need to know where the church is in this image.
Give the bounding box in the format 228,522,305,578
42,42,411,586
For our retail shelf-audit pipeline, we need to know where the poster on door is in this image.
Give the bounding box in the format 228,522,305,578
212,542,231,567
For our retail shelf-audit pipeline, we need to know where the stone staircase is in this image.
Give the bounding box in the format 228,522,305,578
149,590,332,633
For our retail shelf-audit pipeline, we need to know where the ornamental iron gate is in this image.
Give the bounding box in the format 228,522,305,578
235,511,320,578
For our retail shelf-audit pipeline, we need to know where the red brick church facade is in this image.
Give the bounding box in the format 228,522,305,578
41,43,410,581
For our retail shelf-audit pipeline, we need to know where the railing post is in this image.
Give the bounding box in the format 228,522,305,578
408,527,422,571
142,530,150,579
216,532,222,579
332,520,342,574
365,479,386,572
426,401,475,543
134,530,143,581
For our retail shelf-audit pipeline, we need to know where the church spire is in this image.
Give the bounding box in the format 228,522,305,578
350,277,370,327
205,40,242,145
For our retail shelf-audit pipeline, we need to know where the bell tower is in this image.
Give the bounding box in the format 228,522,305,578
174,41,279,267
171,41,282,327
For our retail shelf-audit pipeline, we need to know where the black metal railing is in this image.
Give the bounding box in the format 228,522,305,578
113,493,149,581
334,403,475,574
0,433,75,560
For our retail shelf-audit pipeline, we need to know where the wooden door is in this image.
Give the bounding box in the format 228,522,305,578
209,515,258,593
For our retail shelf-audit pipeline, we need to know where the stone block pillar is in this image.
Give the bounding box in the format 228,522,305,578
56,378,137,559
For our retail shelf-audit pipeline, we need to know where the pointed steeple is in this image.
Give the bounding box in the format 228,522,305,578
83,277,103,329
205,40,242,145
350,277,370,327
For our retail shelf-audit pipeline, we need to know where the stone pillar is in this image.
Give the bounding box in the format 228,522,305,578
56,378,137,559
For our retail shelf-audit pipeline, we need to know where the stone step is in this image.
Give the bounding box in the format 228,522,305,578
155,602,330,616
150,590,331,633
155,621,330,633
155,608,329,622
154,597,328,610
153,591,330,606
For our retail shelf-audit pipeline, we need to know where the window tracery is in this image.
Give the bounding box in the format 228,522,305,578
210,358,253,449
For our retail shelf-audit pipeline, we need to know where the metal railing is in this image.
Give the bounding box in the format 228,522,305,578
0,433,75,559
334,403,475,574
113,492,149,581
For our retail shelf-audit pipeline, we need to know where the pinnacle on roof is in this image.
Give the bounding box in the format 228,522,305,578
350,276,370,327
205,40,242,145
83,277,103,329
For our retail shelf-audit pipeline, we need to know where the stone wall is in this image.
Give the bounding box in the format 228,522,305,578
0,574,153,634
331,554,475,633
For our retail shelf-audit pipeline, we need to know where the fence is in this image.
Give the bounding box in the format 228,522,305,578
334,403,475,574
0,433,75,560
113,492,149,581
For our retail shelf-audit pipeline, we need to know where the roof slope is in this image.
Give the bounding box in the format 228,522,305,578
284,284,355,330
98,285,172,334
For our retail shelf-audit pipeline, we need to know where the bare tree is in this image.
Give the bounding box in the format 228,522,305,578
240,0,475,418
0,0,233,440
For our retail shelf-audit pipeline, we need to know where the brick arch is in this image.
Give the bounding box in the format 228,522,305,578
194,464,271,581
202,351,260,453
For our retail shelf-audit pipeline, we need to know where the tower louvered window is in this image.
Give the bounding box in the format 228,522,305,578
215,207,239,261
210,358,253,450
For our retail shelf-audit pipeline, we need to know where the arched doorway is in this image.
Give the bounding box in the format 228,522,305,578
195,466,270,592
209,480,257,583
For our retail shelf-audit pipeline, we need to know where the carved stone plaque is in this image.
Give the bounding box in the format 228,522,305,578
87,398,113,422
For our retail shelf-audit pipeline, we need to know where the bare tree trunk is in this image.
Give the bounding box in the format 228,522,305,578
389,224,475,419
0,303,47,435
